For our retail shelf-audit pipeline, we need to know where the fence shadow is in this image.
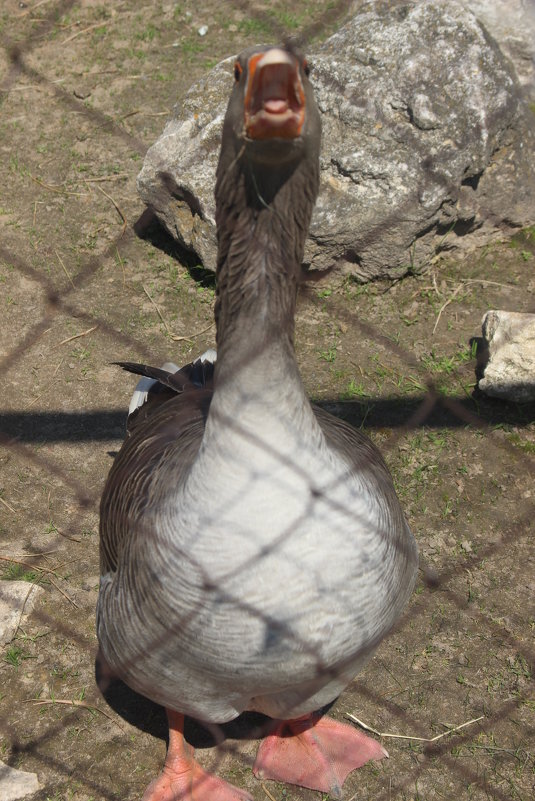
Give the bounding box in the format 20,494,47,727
1,393,534,444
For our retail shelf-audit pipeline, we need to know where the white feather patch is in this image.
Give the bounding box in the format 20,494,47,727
127,356,215,417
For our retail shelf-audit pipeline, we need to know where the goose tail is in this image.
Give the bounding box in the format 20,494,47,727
116,349,217,419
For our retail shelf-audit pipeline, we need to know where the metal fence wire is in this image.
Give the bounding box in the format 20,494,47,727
1,2,534,801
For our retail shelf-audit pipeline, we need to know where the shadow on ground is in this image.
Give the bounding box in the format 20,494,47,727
96,662,274,749
1,394,534,445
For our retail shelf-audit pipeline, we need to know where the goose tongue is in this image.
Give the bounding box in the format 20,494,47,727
244,48,305,140
263,98,289,114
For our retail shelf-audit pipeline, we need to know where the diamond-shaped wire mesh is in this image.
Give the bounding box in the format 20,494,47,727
1,2,534,800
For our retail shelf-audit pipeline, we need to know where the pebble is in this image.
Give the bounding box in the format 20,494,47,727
0,581,42,646
0,760,39,801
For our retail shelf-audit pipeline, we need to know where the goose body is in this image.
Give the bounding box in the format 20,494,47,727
98,45,418,800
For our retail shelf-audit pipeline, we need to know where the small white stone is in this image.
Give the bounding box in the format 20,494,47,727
0,760,39,801
479,310,535,402
198,25,208,36
0,581,42,646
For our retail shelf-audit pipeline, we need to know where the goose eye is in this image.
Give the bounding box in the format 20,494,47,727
303,58,310,77
234,61,242,82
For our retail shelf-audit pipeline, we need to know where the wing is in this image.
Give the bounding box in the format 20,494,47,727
99,358,214,575
314,405,418,591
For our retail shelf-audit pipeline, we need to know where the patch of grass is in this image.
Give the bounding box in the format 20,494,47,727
4,646,23,667
509,654,531,680
238,18,274,37
318,345,337,363
181,37,205,58
273,10,305,29
506,432,535,455
51,664,80,681
2,561,38,583
135,23,158,41
44,521,59,536
90,25,108,41
4,645,34,668
71,345,91,361
339,379,368,400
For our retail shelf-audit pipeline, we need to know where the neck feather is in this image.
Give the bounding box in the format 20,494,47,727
213,151,318,380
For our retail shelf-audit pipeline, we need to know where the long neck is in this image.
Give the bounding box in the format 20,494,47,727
213,150,319,398
178,145,325,513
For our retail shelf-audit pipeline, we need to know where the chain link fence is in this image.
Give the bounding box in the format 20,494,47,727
1,2,534,800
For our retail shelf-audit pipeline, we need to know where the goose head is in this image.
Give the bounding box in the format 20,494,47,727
214,45,321,312
215,44,321,199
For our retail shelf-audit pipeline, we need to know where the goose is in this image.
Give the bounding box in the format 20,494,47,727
97,44,418,801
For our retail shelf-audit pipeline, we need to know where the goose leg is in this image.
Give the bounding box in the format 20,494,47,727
253,714,388,799
142,709,252,801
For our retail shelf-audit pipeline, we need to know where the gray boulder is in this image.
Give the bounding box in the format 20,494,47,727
479,310,535,402
460,0,535,101
137,0,535,280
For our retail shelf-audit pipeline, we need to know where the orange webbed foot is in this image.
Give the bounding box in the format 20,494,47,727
253,714,388,799
143,710,252,801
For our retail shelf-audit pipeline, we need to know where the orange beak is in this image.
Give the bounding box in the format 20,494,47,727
244,49,306,141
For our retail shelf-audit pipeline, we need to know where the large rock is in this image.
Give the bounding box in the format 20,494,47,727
478,310,535,402
460,0,535,101
137,0,535,280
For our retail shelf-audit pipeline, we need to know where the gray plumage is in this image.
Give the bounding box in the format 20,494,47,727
98,44,418,726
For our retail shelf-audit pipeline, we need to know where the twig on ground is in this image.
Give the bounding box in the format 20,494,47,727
0,555,58,576
120,109,170,120
55,529,82,543
28,698,126,732
3,81,65,93
0,496,17,514
433,278,519,334
55,249,75,289
261,784,278,801
62,22,105,45
48,577,78,607
96,184,127,235
460,743,531,759
120,109,141,120
0,556,78,612
33,200,41,227
446,277,514,289
50,557,81,573
142,285,190,340
17,0,54,16
142,285,215,342
432,270,443,298
175,321,214,342
58,325,98,346
4,551,59,558
26,358,64,407
11,583,38,641
432,283,465,334
30,174,85,197
83,174,129,183
116,247,126,286
346,713,484,743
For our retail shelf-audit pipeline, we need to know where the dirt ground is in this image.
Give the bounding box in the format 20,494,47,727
1,2,534,800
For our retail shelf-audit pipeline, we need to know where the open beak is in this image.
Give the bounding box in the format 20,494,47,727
244,48,306,141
